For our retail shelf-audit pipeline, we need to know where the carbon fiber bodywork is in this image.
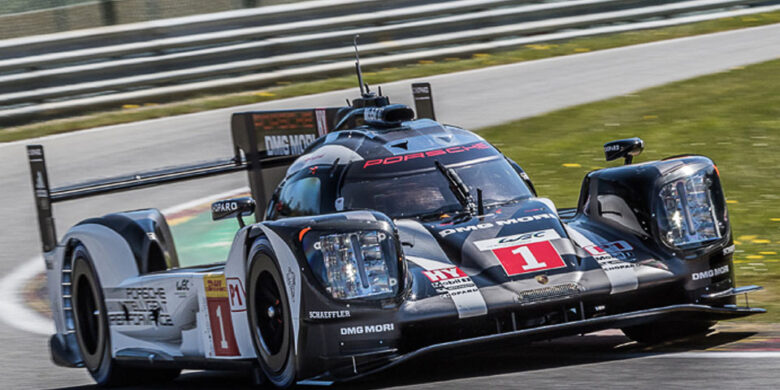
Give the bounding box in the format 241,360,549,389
31,85,763,386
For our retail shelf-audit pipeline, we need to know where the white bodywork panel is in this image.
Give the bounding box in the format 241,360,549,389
50,223,302,362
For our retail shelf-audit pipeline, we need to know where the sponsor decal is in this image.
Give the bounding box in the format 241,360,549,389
108,287,173,327
583,240,635,261
593,258,636,272
438,213,556,237
265,134,317,156
692,265,730,281
604,144,621,152
308,310,351,320
474,229,559,251
253,110,314,131
176,279,190,291
286,267,296,303
315,108,328,137
422,267,467,282
340,323,394,336
421,266,487,317
412,85,430,95
584,240,637,273
226,278,246,312
212,201,238,214
363,107,384,122
723,245,736,256
203,274,239,356
363,142,491,169
174,279,190,298
567,228,638,294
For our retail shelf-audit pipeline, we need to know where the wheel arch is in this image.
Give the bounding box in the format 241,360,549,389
225,225,303,360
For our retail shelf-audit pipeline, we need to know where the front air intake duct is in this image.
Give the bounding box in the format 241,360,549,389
363,104,415,127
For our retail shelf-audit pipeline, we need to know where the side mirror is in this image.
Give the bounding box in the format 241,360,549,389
212,197,255,228
604,137,644,165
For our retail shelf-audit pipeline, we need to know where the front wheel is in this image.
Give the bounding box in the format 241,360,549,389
71,244,180,386
621,320,716,344
247,240,296,388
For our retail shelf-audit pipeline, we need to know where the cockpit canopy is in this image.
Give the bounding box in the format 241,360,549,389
266,138,534,220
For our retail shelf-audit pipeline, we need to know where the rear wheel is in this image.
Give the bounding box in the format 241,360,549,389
71,244,180,386
621,320,716,344
247,240,296,388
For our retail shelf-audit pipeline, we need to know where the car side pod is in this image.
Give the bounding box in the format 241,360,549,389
212,197,255,228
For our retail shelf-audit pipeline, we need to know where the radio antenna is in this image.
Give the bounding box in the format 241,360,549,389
353,35,367,96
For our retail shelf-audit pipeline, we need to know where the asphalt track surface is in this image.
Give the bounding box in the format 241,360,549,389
1,24,779,389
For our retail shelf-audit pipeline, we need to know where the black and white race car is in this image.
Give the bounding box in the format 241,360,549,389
27,72,763,387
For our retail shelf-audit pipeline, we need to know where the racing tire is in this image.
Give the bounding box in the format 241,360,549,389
247,239,296,388
621,320,716,345
71,244,180,386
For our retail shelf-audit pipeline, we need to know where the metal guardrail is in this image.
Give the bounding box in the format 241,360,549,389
0,0,777,124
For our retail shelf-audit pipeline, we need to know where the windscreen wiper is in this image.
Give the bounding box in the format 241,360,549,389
435,161,476,215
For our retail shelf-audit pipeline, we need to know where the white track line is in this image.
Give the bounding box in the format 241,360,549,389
0,256,53,335
162,186,249,216
649,352,780,359
0,187,248,336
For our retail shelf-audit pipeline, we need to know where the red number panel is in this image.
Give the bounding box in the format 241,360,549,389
492,241,566,276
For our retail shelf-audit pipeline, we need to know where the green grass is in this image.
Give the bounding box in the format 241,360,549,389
479,58,780,321
168,58,779,322
2,10,780,142
170,211,241,267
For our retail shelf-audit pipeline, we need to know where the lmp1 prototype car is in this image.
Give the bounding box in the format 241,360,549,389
28,71,763,387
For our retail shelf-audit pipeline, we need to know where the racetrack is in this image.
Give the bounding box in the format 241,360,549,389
1,24,779,389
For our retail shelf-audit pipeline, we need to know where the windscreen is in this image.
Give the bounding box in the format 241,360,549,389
341,157,533,218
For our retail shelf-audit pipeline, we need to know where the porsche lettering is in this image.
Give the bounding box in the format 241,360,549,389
362,142,490,168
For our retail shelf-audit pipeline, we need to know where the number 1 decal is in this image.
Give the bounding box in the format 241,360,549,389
493,241,566,276
512,245,548,271
215,305,228,350
204,274,240,356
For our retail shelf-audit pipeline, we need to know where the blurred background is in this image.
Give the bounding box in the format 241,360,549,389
0,0,778,388
0,0,302,38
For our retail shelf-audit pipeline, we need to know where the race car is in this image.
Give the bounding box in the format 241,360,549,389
27,67,764,387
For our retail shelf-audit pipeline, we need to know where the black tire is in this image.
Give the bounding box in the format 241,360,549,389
621,320,716,344
247,240,296,388
71,244,180,387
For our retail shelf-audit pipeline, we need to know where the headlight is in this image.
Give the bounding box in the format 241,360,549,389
657,168,724,249
309,230,400,300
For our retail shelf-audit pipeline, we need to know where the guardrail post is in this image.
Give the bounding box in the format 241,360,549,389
53,0,69,32
100,0,117,26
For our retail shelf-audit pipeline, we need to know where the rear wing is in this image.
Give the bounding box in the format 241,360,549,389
28,107,341,253
27,83,437,253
